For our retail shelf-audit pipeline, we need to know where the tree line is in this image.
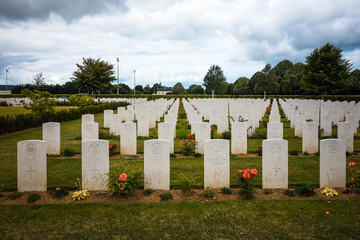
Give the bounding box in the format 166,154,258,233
12,43,360,95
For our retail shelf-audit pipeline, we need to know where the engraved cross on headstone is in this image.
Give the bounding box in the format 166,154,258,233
26,166,36,180
90,164,100,177
272,164,281,177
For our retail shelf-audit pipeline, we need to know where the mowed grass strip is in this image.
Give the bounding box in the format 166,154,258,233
0,106,78,116
0,200,359,239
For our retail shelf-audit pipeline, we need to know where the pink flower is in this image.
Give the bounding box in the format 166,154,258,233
328,201,331,203
250,169,258,175
119,173,127,181
348,162,356,167
326,212,330,215
351,178,354,182
240,232,244,235
243,172,250,179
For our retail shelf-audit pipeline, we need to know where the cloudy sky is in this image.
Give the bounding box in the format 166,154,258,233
0,0,360,88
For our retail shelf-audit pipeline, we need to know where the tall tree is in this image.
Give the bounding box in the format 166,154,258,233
71,57,116,94
187,84,204,94
172,82,186,94
203,64,227,94
270,60,293,93
347,69,360,94
301,43,352,95
32,72,46,89
281,62,305,94
254,63,279,94
233,77,250,95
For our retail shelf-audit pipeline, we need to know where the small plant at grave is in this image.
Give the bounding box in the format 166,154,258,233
348,162,360,192
96,191,107,196
289,150,298,156
203,187,216,200
27,193,40,203
160,192,173,201
303,151,309,156
194,153,202,158
284,189,295,197
49,188,69,199
170,153,176,158
222,131,231,139
238,168,258,200
177,126,189,139
221,187,232,195
173,172,200,196
8,192,22,200
179,137,196,155
72,190,90,201
149,128,158,138
295,184,316,197
63,147,75,157
144,189,154,196
342,188,356,197
72,178,90,201
321,187,338,197
107,166,142,198
263,189,273,195
109,142,118,156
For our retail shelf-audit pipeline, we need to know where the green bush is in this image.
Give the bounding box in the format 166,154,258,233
263,189,273,195
284,189,295,197
222,131,231,139
107,166,142,198
63,147,75,157
221,187,232,195
144,189,154,196
8,192,22,200
295,184,316,196
49,188,69,199
289,150,299,156
203,187,216,199
160,192,173,201
27,193,40,203
173,173,200,196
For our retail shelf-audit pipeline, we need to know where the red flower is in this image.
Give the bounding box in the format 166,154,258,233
250,169,258,175
109,144,113,149
115,143,118,146
184,139,186,141
242,172,250,179
348,162,356,167
119,173,127,181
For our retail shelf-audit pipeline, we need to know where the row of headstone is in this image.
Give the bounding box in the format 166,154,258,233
17,137,347,192
280,98,359,153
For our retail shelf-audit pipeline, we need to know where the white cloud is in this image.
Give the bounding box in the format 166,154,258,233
1,0,360,88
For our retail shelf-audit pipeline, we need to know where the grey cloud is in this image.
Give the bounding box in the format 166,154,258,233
0,0,128,22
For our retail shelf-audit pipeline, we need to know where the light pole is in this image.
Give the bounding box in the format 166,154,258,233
116,58,119,95
134,70,136,95
5,69,8,92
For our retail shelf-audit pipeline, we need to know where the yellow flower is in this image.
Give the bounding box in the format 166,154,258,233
321,187,338,197
56,188,60,190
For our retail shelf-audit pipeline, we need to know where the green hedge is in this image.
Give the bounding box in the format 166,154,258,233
0,102,128,135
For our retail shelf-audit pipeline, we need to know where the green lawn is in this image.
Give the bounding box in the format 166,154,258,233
0,106,78,116
0,200,359,239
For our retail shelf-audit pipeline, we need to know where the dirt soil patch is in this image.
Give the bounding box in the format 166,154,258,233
0,188,357,205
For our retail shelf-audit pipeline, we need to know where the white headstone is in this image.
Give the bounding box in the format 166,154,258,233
302,122,318,154
158,122,175,154
338,122,354,153
110,114,122,136
120,122,137,155
82,140,109,191
103,110,113,128
204,139,230,189
320,114,332,137
144,139,170,190
267,122,283,140
231,122,247,154
82,114,94,123
17,140,47,192
82,122,99,142
42,122,60,155
262,139,288,189
137,114,150,137
217,114,229,134
194,122,211,154
320,139,346,188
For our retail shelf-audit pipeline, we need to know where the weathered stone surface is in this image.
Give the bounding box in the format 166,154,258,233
42,122,60,155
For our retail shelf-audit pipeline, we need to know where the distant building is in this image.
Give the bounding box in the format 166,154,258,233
0,85,14,94
156,87,172,95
